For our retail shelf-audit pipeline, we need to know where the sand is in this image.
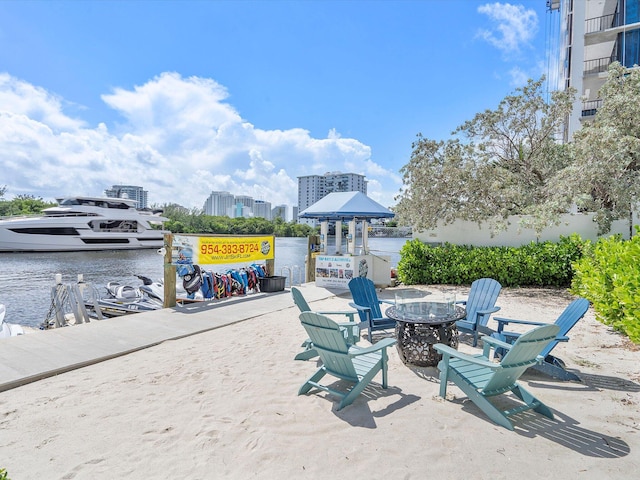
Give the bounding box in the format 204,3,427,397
0,284,638,479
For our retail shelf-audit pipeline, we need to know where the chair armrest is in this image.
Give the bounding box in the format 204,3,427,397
349,337,397,356
494,316,546,333
318,310,357,321
480,335,513,358
455,300,468,305
481,335,513,350
379,299,395,306
348,302,370,313
433,343,498,369
477,306,500,315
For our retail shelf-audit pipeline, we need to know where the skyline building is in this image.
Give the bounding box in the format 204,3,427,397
297,171,367,224
253,200,272,220
203,191,235,216
104,185,148,209
272,204,287,221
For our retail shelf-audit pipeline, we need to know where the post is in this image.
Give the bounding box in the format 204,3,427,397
266,234,275,277
163,233,176,308
348,219,356,255
335,220,342,254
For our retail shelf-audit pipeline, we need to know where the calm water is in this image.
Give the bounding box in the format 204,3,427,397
0,237,409,329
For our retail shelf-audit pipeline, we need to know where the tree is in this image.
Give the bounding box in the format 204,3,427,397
394,77,575,234
542,63,640,235
0,194,56,216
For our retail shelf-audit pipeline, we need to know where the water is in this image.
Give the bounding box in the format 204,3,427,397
0,237,409,329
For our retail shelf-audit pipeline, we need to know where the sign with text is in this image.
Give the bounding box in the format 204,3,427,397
315,255,357,289
172,235,274,265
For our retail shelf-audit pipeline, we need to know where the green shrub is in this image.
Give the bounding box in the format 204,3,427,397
397,234,587,288
571,230,640,344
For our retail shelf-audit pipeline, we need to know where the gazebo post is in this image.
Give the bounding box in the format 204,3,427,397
348,219,356,255
320,221,329,254
362,219,369,254
335,220,342,254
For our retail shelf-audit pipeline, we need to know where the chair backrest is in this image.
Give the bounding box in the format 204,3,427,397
541,297,589,358
291,286,311,312
465,278,502,327
348,277,383,322
483,324,560,392
299,312,358,381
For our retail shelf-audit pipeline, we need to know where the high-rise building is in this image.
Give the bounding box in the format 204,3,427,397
203,191,236,216
272,204,287,221
552,0,640,141
105,185,148,209
297,172,367,223
253,200,272,220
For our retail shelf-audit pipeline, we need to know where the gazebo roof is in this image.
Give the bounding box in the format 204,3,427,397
299,192,394,221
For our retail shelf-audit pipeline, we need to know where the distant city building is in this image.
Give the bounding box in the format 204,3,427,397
105,185,148,209
297,171,367,224
272,204,287,221
253,200,272,220
292,206,299,222
203,191,235,216
203,192,287,220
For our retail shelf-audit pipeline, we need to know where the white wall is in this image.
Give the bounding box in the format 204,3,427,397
413,213,638,247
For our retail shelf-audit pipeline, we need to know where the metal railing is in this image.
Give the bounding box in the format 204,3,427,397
581,99,603,117
584,55,618,75
585,13,621,34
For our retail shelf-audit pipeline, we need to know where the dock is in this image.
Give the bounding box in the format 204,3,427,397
0,284,338,392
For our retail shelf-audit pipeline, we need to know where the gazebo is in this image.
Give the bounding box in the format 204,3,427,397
299,192,395,288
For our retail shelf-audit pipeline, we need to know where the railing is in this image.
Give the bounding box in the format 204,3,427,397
279,265,303,287
584,55,618,75
585,13,621,34
367,226,412,238
581,99,603,117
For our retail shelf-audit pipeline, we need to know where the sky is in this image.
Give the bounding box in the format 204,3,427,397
0,0,557,218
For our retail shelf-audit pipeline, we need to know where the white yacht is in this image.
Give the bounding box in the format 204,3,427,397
0,196,169,252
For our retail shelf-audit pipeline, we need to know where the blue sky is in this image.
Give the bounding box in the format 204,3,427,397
0,1,556,217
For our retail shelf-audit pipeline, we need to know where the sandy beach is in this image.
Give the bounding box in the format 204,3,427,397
0,283,639,479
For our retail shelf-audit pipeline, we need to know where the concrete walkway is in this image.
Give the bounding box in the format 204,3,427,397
0,284,338,392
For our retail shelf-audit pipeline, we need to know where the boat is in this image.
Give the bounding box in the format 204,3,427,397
0,196,168,252
84,276,165,319
0,304,25,338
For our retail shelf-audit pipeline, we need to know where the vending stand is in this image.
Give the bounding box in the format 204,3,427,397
298,192,395,289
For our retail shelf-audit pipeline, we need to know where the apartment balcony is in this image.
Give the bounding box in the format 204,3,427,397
584,55,618,75
585,13,622,35
581,99,603,118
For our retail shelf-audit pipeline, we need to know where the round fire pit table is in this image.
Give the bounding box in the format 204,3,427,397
386,302,465,367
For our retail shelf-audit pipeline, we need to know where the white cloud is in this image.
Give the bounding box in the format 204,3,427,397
508,66,530,86
0,72,401,212
477,3,538,56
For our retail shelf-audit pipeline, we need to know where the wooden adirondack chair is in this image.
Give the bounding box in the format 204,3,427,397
492,297,590,381
434,324,560,430
348,277,396,342
291,286,360,361
298,311,397,410
455,278,502,347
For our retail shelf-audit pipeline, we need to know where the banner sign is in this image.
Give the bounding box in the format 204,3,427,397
172,235,274,265
314,255,357,289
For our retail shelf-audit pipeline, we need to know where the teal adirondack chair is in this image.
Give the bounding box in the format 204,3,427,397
348,277,396,342
298,311,397,410
434,324,560,430
455,278,502,347
492,297,590,381
291,286,360,360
